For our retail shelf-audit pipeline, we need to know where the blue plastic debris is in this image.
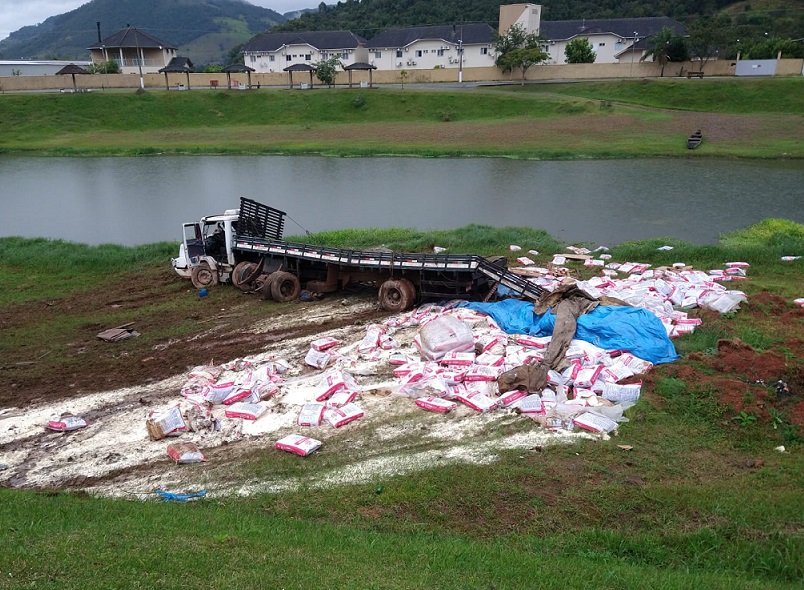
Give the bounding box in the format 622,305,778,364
458,299,678,365
156,489,207,502
198,288,208,299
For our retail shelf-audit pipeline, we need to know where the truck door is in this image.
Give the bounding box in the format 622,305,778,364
183,223,204,263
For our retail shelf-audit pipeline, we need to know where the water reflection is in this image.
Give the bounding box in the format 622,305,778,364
1,155,801,246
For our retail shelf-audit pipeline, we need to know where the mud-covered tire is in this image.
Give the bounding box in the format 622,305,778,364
270,271,301,302
191,262,218,289
231,262,258,291
378,278,416,312
255,274,273,300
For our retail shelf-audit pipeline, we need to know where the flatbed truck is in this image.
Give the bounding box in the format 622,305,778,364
172,197,542,312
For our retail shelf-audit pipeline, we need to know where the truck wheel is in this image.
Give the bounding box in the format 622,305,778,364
270,271,301,302
232,262,258,291
379,278,416,312
191,262,218,289
255,274,273,300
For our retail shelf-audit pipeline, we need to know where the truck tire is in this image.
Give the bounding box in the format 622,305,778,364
231,262,258,291
191,262,218,289
270,271,301,302
379,278,416,312
255,274,273,300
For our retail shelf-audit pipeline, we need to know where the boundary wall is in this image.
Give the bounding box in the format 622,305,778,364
0,59,801,92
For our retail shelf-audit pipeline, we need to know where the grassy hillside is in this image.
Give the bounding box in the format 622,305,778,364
0,78,802,159
0,0,285,64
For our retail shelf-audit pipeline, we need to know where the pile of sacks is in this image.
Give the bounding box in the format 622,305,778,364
515,254,750,339
145,253,751,458
146,299,656,463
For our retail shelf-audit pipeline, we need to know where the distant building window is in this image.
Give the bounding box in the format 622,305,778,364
249,55,256,63
374,51,382,59
396,49,403,58
480,47,489,55
305,54,312,61
598,43,606,47
286,55,291,62
269,55,275,62
341,52,348,59
415,50,422,57
437,49,444,57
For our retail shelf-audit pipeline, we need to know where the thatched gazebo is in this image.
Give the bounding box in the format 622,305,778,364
55,64,89,91
283,63,315,89
343,62,377,88
222,64,255,89
158,57,193,90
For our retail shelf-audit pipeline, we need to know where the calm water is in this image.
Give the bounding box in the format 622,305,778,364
1,155,802,247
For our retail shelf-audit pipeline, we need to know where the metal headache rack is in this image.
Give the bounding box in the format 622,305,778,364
236,197,286,241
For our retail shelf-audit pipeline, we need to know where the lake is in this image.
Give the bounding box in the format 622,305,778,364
1,155,802,247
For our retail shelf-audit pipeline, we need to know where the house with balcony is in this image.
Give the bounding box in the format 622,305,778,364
87,27,177,74
366,23,496,71
241,31,367,73
539,17,686,65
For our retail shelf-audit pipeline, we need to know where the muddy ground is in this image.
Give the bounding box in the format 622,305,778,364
0,265,802,497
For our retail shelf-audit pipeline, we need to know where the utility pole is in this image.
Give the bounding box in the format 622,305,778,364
133,27,144,89
458,25,463,84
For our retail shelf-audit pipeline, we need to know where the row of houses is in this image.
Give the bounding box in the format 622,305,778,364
78,4,685,77
240,6,684,74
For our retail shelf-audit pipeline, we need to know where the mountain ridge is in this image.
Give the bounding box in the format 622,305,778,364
0,0,293,65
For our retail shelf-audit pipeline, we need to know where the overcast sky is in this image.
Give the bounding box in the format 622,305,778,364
0,0,315,43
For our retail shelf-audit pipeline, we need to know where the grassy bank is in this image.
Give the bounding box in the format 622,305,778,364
518,77,804,114
1,221,802,589
1,77,802,158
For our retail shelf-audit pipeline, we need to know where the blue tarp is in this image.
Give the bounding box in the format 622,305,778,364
458,299,678,365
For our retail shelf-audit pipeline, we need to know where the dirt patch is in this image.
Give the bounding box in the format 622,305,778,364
0,270,390,408
655,335,803,428
219,111,803,153
0,282,598,496
712,338,789,382
744,292,790,316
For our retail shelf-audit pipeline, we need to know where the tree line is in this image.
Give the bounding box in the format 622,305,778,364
272,0,803,61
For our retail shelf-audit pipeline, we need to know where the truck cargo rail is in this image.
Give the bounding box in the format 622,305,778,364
234,238,544,302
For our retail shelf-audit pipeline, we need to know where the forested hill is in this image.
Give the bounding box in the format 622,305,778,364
0,0,287,64
275,0,803,45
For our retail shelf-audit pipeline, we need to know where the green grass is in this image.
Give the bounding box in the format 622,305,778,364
4,487,799,590
0,237,177,304
515,77,804,114
1,78,802,158
290,224,565,258
0,89,583,136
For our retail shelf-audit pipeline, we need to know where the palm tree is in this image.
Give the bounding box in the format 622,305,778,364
640,27,675,77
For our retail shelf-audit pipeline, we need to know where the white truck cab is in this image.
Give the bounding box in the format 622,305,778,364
171,208,240,288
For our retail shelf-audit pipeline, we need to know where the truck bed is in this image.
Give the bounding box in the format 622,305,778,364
234,238,544,303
